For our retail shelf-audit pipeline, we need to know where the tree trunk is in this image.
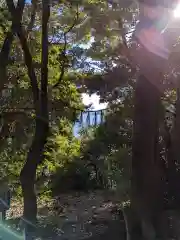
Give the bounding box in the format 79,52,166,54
131,73,165,240
161,88,180,239
20,119,49,238
122,204,142,240
20,1,50,236
168,89,180,207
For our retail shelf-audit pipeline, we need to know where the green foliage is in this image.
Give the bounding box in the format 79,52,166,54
0,0,88,203
0,0,179,222
46,118,81,170
37,119,99,194
50,159,93,194
80,89,133,200
105,147,131,202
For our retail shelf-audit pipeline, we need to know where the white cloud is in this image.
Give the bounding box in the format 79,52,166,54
82,93,107,110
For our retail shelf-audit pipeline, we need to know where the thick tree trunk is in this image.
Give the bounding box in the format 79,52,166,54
122,204,142,240
168,91,180,207
131,73,165,240
160,89,180,239
20,1,49,237
20,119,49,238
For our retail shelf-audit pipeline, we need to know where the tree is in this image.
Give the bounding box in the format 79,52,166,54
1,0,84,234
130,2,180,239
76,1,180,239
2,0,180,239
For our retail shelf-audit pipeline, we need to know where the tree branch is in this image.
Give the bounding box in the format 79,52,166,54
0,31,14,89
53,5,79,88
0,0,25,90
41,0,50,118
6,0,39,113
17,27,40,111
27,0,38,34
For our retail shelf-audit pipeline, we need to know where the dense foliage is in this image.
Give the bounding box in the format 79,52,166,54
1,0,180,239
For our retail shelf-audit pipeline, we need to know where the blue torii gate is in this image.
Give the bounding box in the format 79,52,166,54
74,109,106,136
76,109,106,127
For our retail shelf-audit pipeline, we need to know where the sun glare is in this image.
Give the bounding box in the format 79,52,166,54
174,4,180,18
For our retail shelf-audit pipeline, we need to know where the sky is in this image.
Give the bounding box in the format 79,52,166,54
76,38,107,110
82,93,107,110
74,94,107,136
73,93,107,136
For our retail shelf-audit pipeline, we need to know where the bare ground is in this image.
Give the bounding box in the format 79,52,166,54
5,190,126,239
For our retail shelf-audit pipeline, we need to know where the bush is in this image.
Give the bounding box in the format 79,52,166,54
50,159,99,195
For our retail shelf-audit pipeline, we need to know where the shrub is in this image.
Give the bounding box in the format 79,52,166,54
50,159,99,195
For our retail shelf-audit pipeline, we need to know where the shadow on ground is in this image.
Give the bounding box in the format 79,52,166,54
4,216,126,240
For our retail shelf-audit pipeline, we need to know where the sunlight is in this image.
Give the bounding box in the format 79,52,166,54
174,4,180,18
82,93,107,110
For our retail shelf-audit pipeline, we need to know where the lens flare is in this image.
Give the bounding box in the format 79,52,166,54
174,4,180,18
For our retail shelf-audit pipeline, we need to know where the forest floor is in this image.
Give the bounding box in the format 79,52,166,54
4,190,126,239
